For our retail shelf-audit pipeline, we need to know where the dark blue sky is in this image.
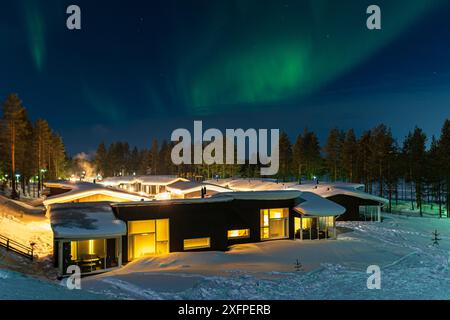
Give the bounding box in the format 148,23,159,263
1,0,450,155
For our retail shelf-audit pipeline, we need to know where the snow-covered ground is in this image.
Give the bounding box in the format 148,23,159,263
1,213,449,300
0,269,106,300
0,214,53,259
81,214,450,300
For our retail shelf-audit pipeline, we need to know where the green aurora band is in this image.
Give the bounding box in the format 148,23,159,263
24,1,46,72
179,0,445,115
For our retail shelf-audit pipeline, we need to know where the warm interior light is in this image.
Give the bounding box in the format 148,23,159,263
227,229,250,239
155,192,171,200
263,214,269,226
272,212,282,219
184,238,210,250
88,240,94,254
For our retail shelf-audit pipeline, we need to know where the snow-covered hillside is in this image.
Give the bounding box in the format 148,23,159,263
0,269,105,300
81,214,450,300
1,214,449,300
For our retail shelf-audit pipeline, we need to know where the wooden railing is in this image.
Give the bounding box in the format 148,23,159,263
0,234,34,260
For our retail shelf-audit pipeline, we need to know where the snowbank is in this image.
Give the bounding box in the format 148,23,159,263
82,214,450,300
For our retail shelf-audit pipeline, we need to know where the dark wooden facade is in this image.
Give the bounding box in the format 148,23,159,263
328,195,381,221
112,196,303,263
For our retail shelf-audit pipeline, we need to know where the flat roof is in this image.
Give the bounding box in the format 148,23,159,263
49,202,127,240
113,190,302,208
206,179,388,204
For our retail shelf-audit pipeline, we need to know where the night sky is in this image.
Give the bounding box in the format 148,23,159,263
1,0,450,155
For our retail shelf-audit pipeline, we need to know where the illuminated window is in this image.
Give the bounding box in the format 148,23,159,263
184,238,210,250
319,216,334,229
260,208,289,240
227,229,250,239
302,218,313,230
128,219,170,260
70,239,105,261
295,217,301,233
128,220,155,235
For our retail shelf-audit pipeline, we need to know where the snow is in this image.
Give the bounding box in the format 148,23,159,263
0,215,53,259
80,214,450,300
205,178,292,192
294,192,345,216
166,181,231,194
114,190,302,208
99,175,187,187
212,190,302,201
289,184,388,205
49,202,126,240
0,194,45,215
207,178,388,205
0,269,106,300
1,210,449,300
43,181,152,207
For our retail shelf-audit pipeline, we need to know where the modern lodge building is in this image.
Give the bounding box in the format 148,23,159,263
44,177,385,277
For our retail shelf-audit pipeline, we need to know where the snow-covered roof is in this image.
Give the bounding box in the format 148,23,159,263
212,190,302,201
49,202,127,240
113,190,302,208
206,179,388,205
113,196,235,208
293,192,345,216
288,183,388,204
205,178,293,191
166,181,231,195
43,181,151,207
99,175,187,187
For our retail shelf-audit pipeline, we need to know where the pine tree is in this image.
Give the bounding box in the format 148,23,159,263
150,139,159,175
403,127,427,215
33,119,52,194
95,142,107,177
324,128,344,181
278,131,292,181
342,129,357,182
438,119,450,218
428,136,442,218
301,129,322,180
371,124,396,198
357,131,372,192
292,134,303,182
49,133,67,179
1,94,30,199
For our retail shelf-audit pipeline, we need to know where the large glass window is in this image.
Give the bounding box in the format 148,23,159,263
299,216,335,240
69,239,107,274
128,219,170,260
260,208,289,240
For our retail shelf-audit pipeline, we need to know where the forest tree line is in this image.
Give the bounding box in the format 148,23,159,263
95,121,450,218
0,93,69,198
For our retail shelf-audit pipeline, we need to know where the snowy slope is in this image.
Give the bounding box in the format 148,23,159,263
0,269,105,300
81,214,450,300
1,214,448,300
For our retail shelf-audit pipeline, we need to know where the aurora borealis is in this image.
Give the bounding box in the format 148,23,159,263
1,0,450,154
